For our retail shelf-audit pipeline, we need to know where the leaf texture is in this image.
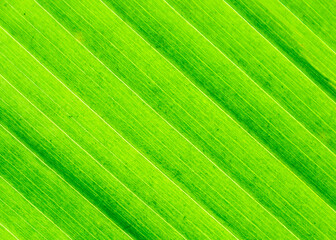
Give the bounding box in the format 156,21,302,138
0,0,336,239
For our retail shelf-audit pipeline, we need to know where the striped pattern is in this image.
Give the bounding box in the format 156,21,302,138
0,0,336,239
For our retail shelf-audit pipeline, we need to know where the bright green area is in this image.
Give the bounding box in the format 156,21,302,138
0,223,18,240
279,0,336,53
0,0,336,239
0,175,70,240
223,0,336,100
0,125,132,240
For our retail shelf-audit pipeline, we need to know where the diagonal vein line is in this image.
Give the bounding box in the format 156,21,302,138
103,0,332,237
0,13,222,239
48,1,266,238
30,0,273,238
1,107,136,239
3,0,336,238
1,0,326,237
40,0,296,237
133,0,336,187
0,129,110,240
242,0,336,89
2,23,182,240
71,124,210,240
0,73,179,240
86,1,299,237
1,25,185,240
0,155,91,240
221,0,336,108
5,1,276,237
165,0,336,169
0,122,134,240
188,0,336,140
0,175,73,240
0,222,20,240
0,134,101,240
97,0,318,237
0,126,134,240
163,0,336,211
218,0,336,185
110,0,332,236
0,184,48,240
214,1,336,182
98,0,325,237
2,40,213,239
26,1,241,238
321,1,336,18
0,45,209,238
63,1,269,238
316,1,336,32
278,0,336,56
0,44,211,240
6,3,243,238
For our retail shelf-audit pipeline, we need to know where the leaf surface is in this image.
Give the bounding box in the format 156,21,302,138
1,0,336,239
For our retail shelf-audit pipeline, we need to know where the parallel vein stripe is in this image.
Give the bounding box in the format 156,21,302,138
74,0,311,237
83,0,301,237
132,0,336,190
278,0,336,55
163,0,336,176
0,73,183,240
99,0,332,236
27,2,243,238
1,143,101,240
0,193,48,240
163,0,336,211
119,0,333,235
3,51,212,239
105,0,334,235
0,222,20,240
5,2,245,235
0,138,97,239
188,0,336,139
29,0,287,237
47,1,266,238
5,96,157,238
0,176,72,239
0,125,131,240
317,1,336,31
0,16,234,237
0,0,334,238
238,0,336,84
103,0,331,234
0,165,87,239
70,122,210,240
221,0,336,107
1,36,211,239
0,122,134,240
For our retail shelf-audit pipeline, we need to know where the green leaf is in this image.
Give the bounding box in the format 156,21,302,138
1,0,335,239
